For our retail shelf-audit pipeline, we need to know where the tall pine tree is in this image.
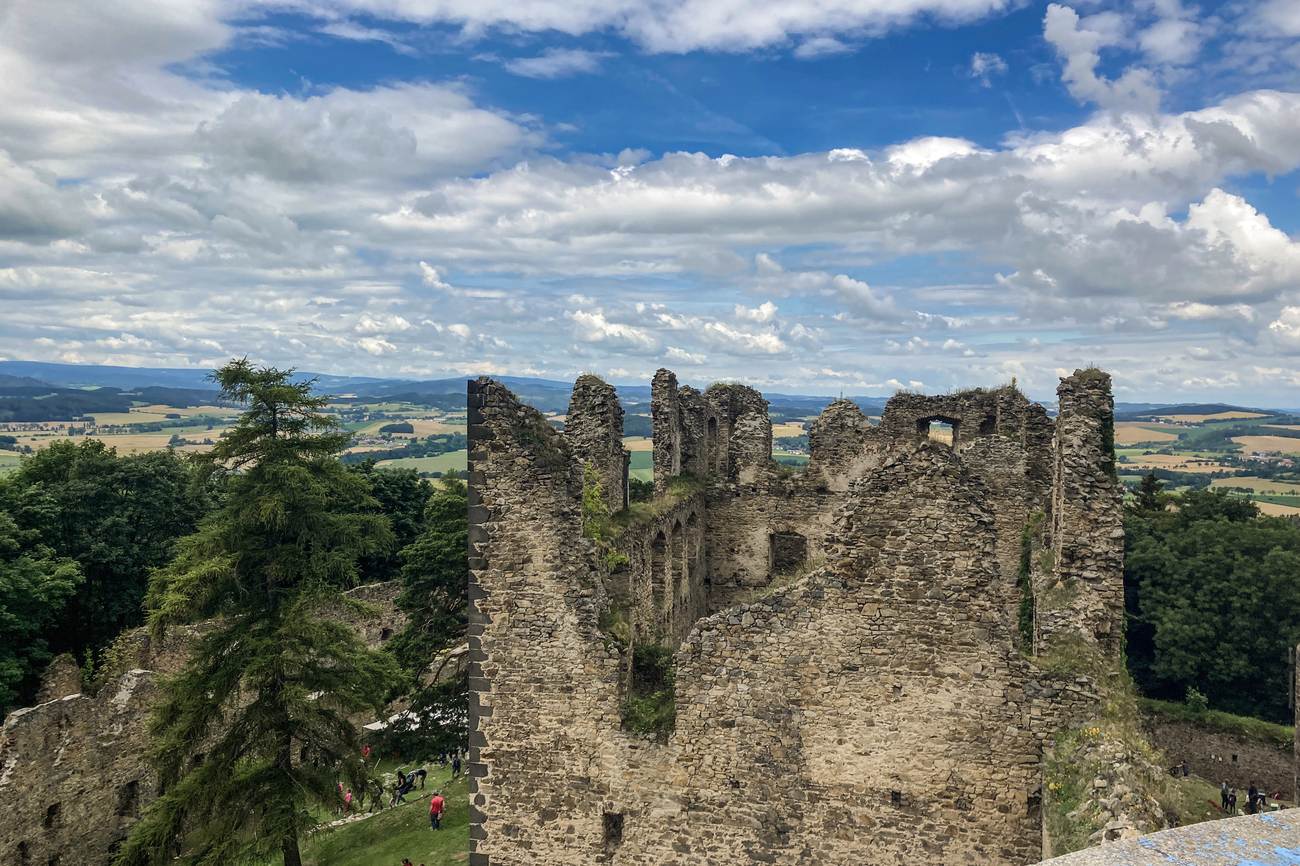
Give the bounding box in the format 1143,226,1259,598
115,359,401,866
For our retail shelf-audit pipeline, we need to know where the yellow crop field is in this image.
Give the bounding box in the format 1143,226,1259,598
88,411,173,425
1209,477,1300,494
1123,453,1225,473
1114,422,1180,444
1265,425,1300,432
623,437,654,452
1256,501,1300,517
134,404,240,418
357,418,463,436
1157,411,1269,422
13,433,215,455
772,422,806,437
1232,436,1300,456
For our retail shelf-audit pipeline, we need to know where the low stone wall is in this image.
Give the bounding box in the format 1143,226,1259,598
1141,715,1293,797
1036,810,1300,865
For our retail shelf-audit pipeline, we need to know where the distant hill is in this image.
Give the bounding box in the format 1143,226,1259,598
1116,403,1273,421
0,373,51,389
0,360,385,393
2,361,1295,420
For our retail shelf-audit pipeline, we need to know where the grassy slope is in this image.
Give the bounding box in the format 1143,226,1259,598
293,765,469,866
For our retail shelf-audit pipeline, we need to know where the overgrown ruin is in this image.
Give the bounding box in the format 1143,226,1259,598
0,582,407,866
467,368,1128,865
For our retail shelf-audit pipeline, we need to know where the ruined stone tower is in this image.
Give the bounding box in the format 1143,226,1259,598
466,369,1124,866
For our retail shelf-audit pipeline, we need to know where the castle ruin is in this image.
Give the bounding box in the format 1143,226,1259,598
466,368,1124,865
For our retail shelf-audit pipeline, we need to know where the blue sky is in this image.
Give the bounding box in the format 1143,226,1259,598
2,0,1300,403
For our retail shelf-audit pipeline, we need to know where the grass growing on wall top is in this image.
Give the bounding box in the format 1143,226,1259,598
1139,697,1294,748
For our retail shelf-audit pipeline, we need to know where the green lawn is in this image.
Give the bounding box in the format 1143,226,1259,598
273,764,468,866
374,451,468,475
628,450,653,482
0,450,22,474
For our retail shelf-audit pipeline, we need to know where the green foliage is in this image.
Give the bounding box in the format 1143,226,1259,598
369,670,468,762
0,439,209,663
114,360,403,866
348,463,432,586
581,464,629,571
377,422,414,434
1017,512,1043,651
623,643,675,740
386,477,468,676
1130,472,1171,515
1184,685,1209,714
627,477,654,503
0,511,81,715
610,474,706,537
1125,486,1300,722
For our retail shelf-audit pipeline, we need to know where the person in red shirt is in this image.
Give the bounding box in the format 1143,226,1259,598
429,791,446,830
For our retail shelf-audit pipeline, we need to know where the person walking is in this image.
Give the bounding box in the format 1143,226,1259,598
429,791,446,830
1220,781,1230,812
451,755,462,778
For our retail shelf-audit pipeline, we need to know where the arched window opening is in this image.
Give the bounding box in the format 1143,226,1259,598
650,532,667,615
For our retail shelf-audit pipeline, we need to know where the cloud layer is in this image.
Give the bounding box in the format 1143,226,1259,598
1,0,1299,404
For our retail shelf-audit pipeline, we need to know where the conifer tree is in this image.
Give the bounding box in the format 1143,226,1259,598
115,359,401,866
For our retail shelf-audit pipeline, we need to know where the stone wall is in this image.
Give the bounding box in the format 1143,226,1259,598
0,583,405,866
1040,370,1124,656
1140,715,1292,796
567,374,630,513
469,367,1126,866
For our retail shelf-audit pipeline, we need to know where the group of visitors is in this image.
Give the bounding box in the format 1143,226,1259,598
1220,781,1278,815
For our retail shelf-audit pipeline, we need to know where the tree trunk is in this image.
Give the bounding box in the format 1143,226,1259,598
278,725,302,866
281,835,303,866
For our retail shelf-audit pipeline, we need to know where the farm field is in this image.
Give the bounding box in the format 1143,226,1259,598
1114,421,1181,444
374,451,467,474
0,450,21,474
1256,501,1300,517
623,436,653,452
1232,436,1300,456
355,418,463,437
628,449,653,482
11,432,211,454
771,422,806,437
1157,411,1270,422
1209,477,1300,495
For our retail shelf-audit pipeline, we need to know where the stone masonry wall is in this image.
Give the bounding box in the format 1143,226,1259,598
651,369,683,494
1040,370,1124,655
1140,716,1292,796
806,398,881,492
470,367,1126,866
567,373,630,513
0,584,405,866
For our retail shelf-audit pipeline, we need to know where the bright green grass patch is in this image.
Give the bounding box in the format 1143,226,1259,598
374,451,467,474
0,451,21,474
628,450,653,482
268,765,468,866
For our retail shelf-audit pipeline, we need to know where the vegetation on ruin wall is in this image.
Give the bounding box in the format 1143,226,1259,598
1017,511,1043,651
516,409,570,471
1038,642,1183,856
1139,697,1294,748
623,642,676,741
609,474,705,537
581,464,629,571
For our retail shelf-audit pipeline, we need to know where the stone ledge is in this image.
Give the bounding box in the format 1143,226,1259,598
1038,810,1300,865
